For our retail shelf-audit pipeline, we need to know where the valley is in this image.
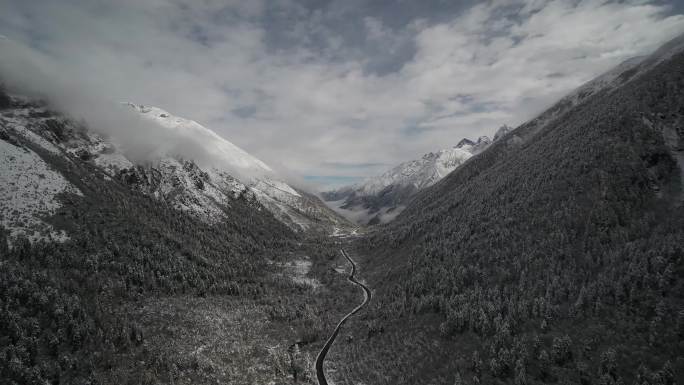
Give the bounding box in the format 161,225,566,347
1,4,684,385
315,249,372,385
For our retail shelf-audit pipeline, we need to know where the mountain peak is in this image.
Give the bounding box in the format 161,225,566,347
125,102,274,176
477,136,491,145
456,138,475,148
324,126,509,224
493,125,512,141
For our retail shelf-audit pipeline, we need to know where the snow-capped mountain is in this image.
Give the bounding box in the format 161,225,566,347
127,104,275,177
0,97,348,242
126,104,347,231
323,127,511,225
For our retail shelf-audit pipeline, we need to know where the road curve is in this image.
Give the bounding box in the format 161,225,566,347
315,249,372,385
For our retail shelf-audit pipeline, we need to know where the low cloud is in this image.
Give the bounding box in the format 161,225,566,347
0,37,269,183
1,0,683,191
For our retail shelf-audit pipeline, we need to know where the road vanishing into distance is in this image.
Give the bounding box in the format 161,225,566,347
315,249,372,385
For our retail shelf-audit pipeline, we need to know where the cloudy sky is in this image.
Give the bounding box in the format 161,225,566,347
1,0,684,190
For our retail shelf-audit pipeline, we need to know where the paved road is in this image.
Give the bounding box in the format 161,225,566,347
315,249,372,385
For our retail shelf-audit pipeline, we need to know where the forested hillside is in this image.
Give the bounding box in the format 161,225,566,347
0,90,348,384
351,40,684,384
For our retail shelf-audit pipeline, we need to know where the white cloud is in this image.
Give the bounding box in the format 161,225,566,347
0,0,683,191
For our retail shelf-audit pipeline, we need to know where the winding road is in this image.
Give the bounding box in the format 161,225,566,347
315,249,371,385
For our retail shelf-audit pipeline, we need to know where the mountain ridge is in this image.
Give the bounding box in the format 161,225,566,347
0,98,349,240
323,125,511,224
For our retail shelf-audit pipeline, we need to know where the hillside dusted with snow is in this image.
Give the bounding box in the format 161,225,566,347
0,99,348,240
323,126,510,224
127,104,348,231
127,104,274,177
0,132,81,242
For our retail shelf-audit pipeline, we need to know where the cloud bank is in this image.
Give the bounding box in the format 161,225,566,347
1,0,683,190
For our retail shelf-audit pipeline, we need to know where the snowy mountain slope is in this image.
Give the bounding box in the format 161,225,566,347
128,104,274,177
0,102,247,226
323,127,510,225
0,128,81,243
125,104,345,231
117,158,248,223
0,97,348,240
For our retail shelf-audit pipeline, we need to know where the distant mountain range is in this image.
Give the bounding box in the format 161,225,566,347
322,125,511,225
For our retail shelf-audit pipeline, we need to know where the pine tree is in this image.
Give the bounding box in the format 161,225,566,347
471,350,482,375
539,349,551,381
514,359,527,385
551,335,573,365
454,372,463,385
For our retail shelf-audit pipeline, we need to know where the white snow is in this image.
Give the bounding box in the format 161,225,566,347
93,152,134,172
0,114,62,155
0,139,81,242
330,130,509,202
324,131,509,224
126,103,333,230
336,143,477,199
128,104,273,175
278,258,321,289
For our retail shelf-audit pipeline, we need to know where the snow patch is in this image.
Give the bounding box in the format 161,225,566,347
348,146,474,197
0,139,80,242
0,114,62,154
128,104,273,176
278,258,321,289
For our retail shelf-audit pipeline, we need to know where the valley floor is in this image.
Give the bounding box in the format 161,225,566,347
96,241,364,385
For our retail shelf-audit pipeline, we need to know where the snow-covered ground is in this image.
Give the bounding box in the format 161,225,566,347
129,103,274,176
277,258,321,289
0,138,81,242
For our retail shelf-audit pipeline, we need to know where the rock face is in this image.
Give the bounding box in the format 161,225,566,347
0,99,349,241
322,126,511,225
